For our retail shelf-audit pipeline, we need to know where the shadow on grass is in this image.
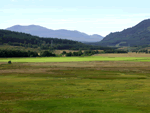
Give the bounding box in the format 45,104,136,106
0,92,35,101
13,98,143,113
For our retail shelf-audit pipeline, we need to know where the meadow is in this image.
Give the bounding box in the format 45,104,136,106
1,54,150,113
1,55,150,63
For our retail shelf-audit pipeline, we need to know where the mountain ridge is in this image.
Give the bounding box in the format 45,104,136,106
96,18,150,46
6,25,103,42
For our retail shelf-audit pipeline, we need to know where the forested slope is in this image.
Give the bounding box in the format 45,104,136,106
96,19,150,47
0,29,111,50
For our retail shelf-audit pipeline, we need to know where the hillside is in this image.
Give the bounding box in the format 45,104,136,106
6,25,103,42
0,29,111,51
96,19,150,47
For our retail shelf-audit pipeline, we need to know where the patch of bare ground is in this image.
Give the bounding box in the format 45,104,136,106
92,53,150,57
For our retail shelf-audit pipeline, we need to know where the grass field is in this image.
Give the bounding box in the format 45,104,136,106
1,56,150,63
1,55,150,113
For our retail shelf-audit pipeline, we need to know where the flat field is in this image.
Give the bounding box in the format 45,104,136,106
93,52,150,57
1,55,150,63
1,55,150,112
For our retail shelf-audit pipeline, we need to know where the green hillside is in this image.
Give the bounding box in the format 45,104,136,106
96,19,150,47
0,29,111,51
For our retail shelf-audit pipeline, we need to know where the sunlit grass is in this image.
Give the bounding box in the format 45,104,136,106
1,61,150,112
0,74,150,113
0,56,150,62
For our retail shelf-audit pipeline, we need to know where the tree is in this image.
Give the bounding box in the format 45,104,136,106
66,52,72,56
40,51,56,57
8,41,12,45
62,51,66,54
78,50,83,56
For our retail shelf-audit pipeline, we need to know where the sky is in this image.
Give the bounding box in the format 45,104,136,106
1,0,150,37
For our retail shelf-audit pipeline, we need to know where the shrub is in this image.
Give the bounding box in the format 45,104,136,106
62,51,67,54
8,61,11,64
66,52,72,56
40,51,56,57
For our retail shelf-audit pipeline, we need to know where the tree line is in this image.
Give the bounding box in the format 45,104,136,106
0,49,38,57
132,49,150,53
63,49,127,56
0,49,128,58
0,49,57,57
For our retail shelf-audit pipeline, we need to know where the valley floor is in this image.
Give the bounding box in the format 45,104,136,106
0,59,150,113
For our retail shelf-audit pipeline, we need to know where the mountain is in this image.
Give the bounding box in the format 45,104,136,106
96,19,150,46
6,25,103,42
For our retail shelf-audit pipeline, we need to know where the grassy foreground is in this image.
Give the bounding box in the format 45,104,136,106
1,56,150,62
1,61,150,113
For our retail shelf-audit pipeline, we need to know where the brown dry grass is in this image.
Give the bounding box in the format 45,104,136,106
53,50,81,55
1,53,150,75
92,52,150,57
23,61,150,68
0,61,148,75
0,62,7,65
0,68,54,74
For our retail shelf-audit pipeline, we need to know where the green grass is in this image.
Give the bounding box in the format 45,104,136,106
1,56,150,62
1,62,150,113
0,75,150,113
0,75,149,113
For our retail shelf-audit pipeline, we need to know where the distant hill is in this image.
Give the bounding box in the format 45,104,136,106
0,29,111,50
6,25,103,42
95,19,150,46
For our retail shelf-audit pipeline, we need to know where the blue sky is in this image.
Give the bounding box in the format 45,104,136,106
1,0,150,36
